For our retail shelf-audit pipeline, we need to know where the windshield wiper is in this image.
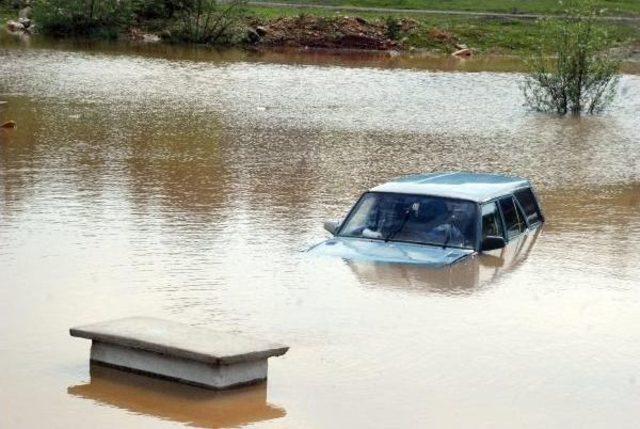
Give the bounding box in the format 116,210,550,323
384,208,412,242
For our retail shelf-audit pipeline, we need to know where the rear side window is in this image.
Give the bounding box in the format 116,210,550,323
481,202,503,240
514,188,541,225
499,197,526,239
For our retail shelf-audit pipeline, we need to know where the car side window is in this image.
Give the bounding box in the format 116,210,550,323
514,188,541,225
499,197,526,239
481,202,503,240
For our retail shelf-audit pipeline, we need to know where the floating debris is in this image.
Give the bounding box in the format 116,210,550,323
452,48,474,58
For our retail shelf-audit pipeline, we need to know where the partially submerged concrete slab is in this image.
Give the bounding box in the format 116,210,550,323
70,317,289,390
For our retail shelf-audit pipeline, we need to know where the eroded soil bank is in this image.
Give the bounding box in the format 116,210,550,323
247,15,408,50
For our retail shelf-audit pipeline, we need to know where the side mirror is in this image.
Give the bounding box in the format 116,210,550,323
481,236,506,252
323,220,340,235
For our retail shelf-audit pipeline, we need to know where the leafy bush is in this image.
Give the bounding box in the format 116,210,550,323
523,1,621,115
386,16,401,40
34,0,135,38
131,0,195,20
169,0,246,45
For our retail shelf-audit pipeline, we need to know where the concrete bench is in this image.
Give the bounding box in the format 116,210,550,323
70,317,289,390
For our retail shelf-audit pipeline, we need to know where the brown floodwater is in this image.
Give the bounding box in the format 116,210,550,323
1,35,639,428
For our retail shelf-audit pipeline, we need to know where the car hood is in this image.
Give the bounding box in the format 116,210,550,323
307,237,474,267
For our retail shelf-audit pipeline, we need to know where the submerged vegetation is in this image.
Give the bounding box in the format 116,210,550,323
524,1,622,115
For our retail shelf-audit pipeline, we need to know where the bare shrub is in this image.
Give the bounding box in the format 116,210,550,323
523,1,621,115
172,0,246,45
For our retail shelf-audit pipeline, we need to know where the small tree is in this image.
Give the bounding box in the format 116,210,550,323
523,1,621,115
385,16,401,41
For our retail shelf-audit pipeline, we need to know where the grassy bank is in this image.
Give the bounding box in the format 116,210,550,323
244,5,640,55
248,0,640,17
2,1,639,56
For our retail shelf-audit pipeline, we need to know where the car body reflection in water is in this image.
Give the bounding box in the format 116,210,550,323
67,365,286,429
344,228,541,295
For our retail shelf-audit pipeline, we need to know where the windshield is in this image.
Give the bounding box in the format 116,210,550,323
339,192,477,249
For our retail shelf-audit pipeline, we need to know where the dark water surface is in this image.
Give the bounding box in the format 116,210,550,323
1,38,639,428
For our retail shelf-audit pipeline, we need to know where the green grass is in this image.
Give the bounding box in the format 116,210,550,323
0,5,13,23
3,0,638,57
249,0,640,16
245,5,640,54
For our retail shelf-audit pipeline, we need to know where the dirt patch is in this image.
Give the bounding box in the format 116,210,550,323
427,28,458,45
248,16,417,50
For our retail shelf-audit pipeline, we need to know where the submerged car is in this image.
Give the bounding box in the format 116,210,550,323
308,172,544,266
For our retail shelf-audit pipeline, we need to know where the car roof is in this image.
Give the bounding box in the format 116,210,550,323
370,172,530,203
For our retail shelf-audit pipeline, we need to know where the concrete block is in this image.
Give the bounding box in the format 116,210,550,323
70,317,288,390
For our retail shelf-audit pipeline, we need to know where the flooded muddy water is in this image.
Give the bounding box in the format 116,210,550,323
1,38,639,428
